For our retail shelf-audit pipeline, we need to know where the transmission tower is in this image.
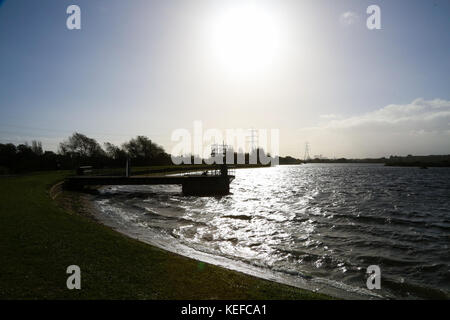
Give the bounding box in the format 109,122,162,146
303,142,311,161
247,128,258,152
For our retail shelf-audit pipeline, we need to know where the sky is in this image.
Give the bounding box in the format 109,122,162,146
0,0,449,158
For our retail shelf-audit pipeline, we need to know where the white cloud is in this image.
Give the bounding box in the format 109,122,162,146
300,99,450,157
339,11,359,26
321,98,450,132
319,114,342,120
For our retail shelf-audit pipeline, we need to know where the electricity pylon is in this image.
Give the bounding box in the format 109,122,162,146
304,142,311,162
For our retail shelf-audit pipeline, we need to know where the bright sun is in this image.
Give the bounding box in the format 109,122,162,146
210,3,283,74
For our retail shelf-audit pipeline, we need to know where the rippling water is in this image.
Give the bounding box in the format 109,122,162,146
92,164,450,299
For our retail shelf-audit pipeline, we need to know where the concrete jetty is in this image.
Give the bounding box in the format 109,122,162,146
64,174,235,196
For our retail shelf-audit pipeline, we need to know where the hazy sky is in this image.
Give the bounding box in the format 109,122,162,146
1,0,449,158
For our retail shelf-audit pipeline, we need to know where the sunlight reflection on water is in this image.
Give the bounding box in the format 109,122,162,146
94,164,450,299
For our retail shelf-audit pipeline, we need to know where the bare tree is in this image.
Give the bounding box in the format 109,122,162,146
31,140,43,156
104,142,126,160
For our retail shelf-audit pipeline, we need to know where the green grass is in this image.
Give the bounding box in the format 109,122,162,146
0,171,330,299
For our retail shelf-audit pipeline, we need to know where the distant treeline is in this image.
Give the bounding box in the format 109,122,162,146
304,158,386,164
385,155,450,167
0,132,296,174
5,132,446,174
278,156,303,165
304,155,450,167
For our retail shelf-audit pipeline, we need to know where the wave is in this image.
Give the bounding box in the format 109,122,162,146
93,165,450,299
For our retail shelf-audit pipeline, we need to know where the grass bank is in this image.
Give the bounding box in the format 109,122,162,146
0,171,330,299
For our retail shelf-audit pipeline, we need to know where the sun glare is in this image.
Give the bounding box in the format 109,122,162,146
210,3,283,74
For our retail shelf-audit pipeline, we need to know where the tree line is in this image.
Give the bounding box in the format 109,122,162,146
0,132,293,174
0,133,171,174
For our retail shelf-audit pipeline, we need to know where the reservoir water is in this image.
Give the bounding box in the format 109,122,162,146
92,164,450,299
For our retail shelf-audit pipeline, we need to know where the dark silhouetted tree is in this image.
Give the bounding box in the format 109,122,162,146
59,133,104,158
31,140,43,155
122,136,168,165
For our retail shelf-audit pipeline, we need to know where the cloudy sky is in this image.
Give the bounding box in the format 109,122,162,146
0,0,449,158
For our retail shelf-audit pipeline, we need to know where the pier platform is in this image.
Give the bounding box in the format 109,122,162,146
64,174,235,196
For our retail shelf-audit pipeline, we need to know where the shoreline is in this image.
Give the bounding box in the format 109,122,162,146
56,181,377,300
2,171,334,299
42,172,332,299
3,170,447,299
